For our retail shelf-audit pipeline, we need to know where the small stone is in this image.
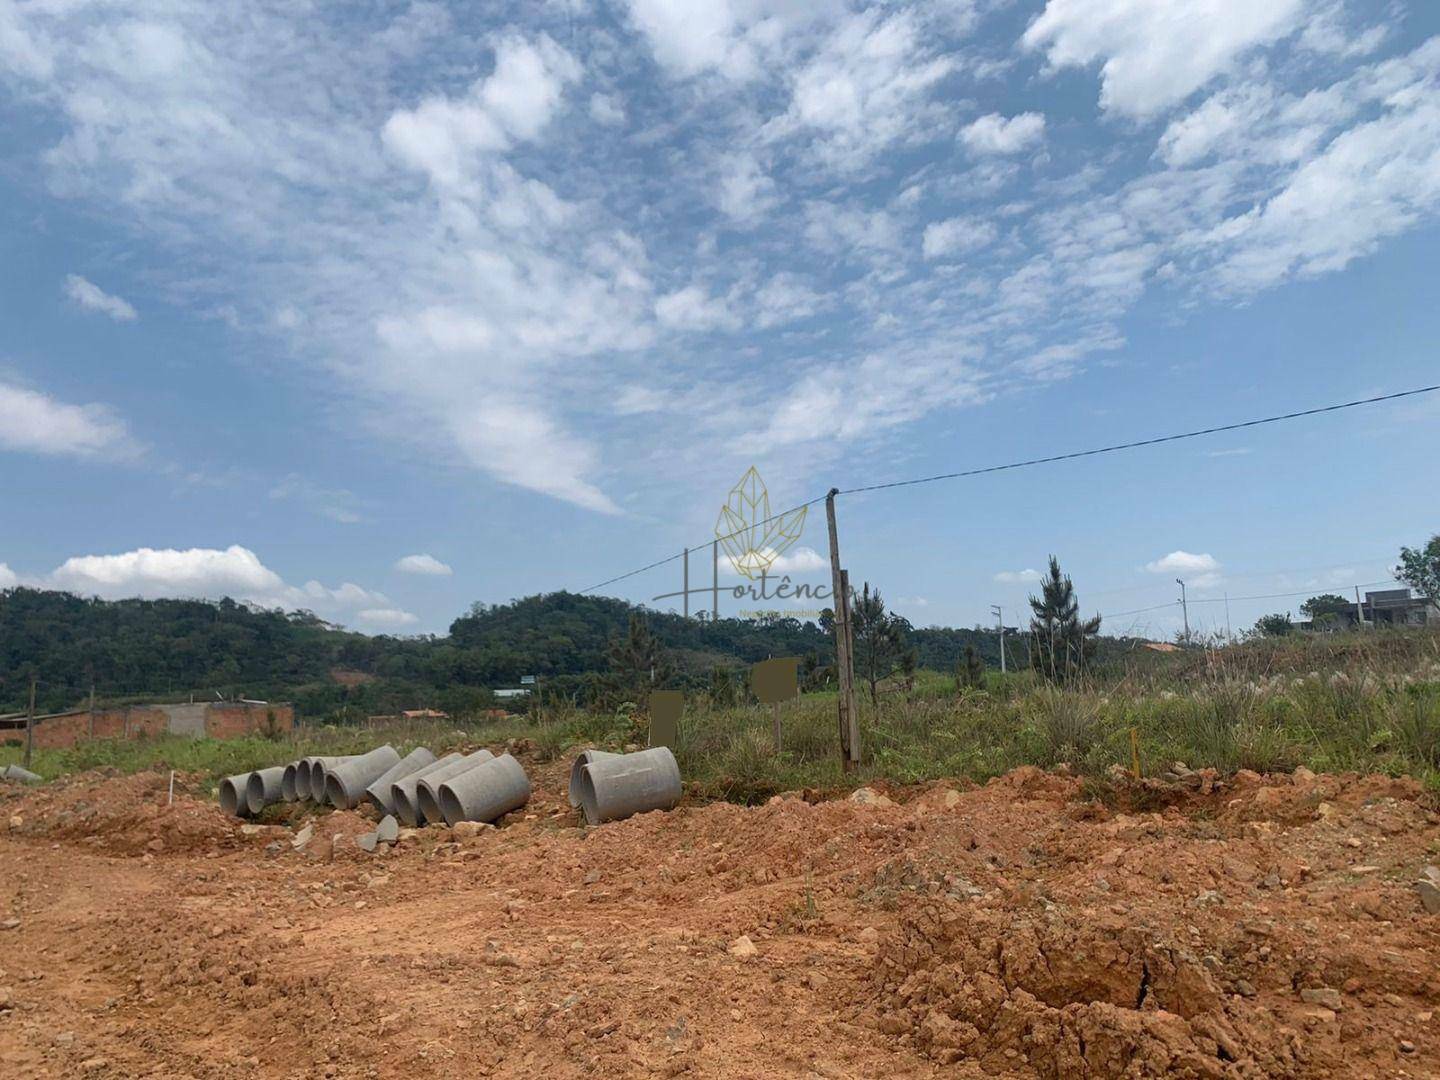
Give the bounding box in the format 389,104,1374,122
146,838,165,853
728,935,758,959
453,821,492,840
0,918,19,931
239,823,265,837
806,971,830,990
396,828,421,843
857,926,880,944
1300,987,1343,1010
291,824,314,850
1401,1040,1416,1054
376,816,399,844
848,787,895,807
80,1057,109,1072
367,874,391,889
1422,865,1440,886
583,869,602,885
1417,880,1440,915
0,986,14,1010
1235,979,1257,998
1293,766,1316,782
1352,865,1381,875
355,832,379,853
8,815,22,830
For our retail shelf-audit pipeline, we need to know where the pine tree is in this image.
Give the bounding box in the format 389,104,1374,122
1028,556,1101,684
958,643,985,690
605,613,673,704
852,583,908,704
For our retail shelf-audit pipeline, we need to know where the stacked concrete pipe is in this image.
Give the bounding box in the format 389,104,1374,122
1,764,41,784
568,749,621,807
575,746,681,826
364,747,437,815
244,765,288,815
324,745,401,809
415,751,496,826
218,771,254,817
280,761,304,801
437,753,530,827
309,756,356,802
390,752,464,827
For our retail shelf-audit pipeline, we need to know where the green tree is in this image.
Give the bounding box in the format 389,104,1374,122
851,583,909,705
1254,612,1294,637
1028,556,1101,684
1300,593,1351,627
958,643,986,691
605,613,673,705
1397,535,1440,605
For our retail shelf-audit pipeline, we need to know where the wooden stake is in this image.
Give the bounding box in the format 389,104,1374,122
772,701,782,753
1129,727,1141,779
825,489,860,769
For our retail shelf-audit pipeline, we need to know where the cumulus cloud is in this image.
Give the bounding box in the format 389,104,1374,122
995,568,1042,584
63,274,137,321
395,553,453,576
1144,550,1222,587
0,380,133,460
45,544,395,620
1023,0,1308,117
959,112,1045,155
357,608,420,628
719,545,829,577
0,563,17,588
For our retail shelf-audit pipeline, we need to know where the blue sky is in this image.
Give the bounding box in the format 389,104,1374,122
1,0,1438,640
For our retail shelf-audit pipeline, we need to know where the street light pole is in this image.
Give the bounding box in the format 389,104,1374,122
1176,578,1190,643
990,604,1006,674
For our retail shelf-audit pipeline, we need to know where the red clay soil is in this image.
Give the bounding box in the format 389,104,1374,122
3,757,1440,1078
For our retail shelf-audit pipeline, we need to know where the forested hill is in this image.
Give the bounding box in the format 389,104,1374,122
0,587,1015,718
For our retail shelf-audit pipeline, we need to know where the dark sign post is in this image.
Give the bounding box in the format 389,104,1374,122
649,690,683,749
752,657,800,752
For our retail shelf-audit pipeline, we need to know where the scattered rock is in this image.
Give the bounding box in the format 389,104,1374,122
1417,879,1440,915
857,926,880,945
291,824,314,850
79,1057,109,1072
1293,766,1317,783
376,815,399,845
145,837,165,853
1401,1040,1416,1054
728,935,758,959
453,821,493,840
0,918,19,931
1300,987,1343,1010
355,832,379,853
849,788,895,808
583,869,602,885
8,815,22,830
239,823,265,837
1235,979,1257,998
0,986,14,1010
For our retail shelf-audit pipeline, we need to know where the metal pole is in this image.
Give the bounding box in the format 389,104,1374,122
24,676,36,770
683,547,690,619
991,604,1006,674
712,540,719,622
1354,585,1366,629
1176,578,1189,641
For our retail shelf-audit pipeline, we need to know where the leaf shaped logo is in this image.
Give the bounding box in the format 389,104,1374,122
715,467,807,580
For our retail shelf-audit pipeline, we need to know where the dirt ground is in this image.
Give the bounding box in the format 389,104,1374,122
4,752,1440,1079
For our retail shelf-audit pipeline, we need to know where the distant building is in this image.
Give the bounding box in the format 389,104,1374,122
0,700,293,751
1301,588,1439,630
492,688,531,700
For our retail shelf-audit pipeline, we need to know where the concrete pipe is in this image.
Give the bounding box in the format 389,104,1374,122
577,747,681,826
2,764,41,783
390,752,463,827
364,747,438,816
309,756,357,802
324,746,401,809
281,761,304,801
416,751,497,826
218,771,254,817
244,766,288,815
437,753,530,827
291,757,316,801
568,749,621,807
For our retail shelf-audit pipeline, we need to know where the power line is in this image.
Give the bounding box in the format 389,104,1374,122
838,384,1440,496
577,383,1440,596
1096,580,1400,622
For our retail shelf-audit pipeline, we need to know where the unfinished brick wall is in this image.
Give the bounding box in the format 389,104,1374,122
20,702,292,750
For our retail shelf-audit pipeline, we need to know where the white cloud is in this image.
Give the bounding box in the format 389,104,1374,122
63,274,137,321
589,92,625,126
995,568,1042,584
395,553,453,576
0,563,17,588
959,112,1045,155
0,380,133,460
720,544,829,577
268,474,363,524
715,152,778,223
357,608,420,628
1144,550,1222,587
922,216,998,260
1023,0,1307,117
45,543,397,620
655,285,738,332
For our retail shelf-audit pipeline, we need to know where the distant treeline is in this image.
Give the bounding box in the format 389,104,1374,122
0,586,1125,719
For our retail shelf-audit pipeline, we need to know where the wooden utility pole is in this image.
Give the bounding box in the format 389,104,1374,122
825,490,860,770
23,675,36,770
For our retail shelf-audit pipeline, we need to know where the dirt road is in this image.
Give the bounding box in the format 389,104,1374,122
3,757,1440,1078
